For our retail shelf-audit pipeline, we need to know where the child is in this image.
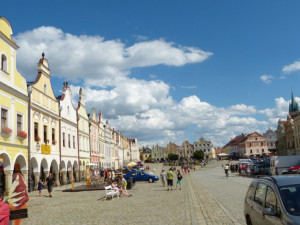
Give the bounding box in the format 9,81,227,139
176,170,183,190
38,179,43,197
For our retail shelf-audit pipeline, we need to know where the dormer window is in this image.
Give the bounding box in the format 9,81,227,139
1,54,8,73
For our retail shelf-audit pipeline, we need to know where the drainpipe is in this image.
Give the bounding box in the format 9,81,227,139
27,85,32,192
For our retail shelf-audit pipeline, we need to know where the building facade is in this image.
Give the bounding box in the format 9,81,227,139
151,144,164,161
0,17,29,193
178,140,194,158
238,132,269,157
58,82,79,183
76,87,90,179
28,53,60,189
194,137,213,159
89,109,99,168
263,128,277,155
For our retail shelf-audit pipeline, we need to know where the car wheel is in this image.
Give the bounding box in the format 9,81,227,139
148,178,153,183
246,215,252,225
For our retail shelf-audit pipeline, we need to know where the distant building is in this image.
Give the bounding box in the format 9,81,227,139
164,142,178,159
222,134,245,157
178,140,194,159
141,147,152,162
194,137,213,159
238,132,270,157
151,145,164,161
263,128,277,155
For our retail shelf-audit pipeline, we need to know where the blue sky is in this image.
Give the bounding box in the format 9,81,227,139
2,1,300,147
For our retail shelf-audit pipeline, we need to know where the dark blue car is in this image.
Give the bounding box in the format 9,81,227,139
123,171,159,183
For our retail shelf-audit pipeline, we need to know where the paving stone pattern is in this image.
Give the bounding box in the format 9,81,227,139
21,162,243,225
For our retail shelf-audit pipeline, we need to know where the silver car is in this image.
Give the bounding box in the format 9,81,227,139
244,176,300,225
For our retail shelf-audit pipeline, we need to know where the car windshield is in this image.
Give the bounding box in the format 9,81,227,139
279,184,300,216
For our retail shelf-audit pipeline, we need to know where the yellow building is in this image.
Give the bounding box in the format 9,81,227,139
28,53,60,189
76,87,90,179
0,17,29,194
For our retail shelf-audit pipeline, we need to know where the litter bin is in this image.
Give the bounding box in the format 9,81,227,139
126,177,135,190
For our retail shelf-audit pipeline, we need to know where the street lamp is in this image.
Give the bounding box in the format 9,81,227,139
27,85,32,192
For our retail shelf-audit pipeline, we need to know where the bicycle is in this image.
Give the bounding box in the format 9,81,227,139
225,169,229,178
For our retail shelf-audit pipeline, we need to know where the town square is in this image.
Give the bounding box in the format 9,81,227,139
2,1,300,225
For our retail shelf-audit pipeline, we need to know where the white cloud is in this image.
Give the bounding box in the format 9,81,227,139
14,26,290,148
14,26,212,87
282,60,300,73
260,74,274,84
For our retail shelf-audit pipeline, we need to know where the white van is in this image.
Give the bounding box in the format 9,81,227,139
270,155,300,175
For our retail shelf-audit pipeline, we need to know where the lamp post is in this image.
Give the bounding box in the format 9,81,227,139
27,85,32,192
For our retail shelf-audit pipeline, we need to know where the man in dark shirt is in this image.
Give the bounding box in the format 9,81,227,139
46,173,54,197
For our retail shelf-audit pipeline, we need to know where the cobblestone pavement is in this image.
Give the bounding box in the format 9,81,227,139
20,162,246,225
193,160,253,225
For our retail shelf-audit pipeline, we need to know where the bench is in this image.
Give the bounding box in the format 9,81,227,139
104,185,119,200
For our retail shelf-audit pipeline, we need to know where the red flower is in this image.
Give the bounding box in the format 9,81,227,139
17,130,27,139
1,127,12,135
35,136,41,142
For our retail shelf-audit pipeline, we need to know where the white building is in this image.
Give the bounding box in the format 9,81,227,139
57,82,79,183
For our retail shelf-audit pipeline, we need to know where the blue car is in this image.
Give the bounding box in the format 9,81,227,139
123,171,159,183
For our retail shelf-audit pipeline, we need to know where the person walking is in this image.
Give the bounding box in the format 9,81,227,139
160,169,166,186
38,179,43,197
0,189,9,225
46,172,54,197
176,170,183,190
166,168,174,191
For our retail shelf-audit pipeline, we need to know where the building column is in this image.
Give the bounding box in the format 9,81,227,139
75,170,79,182
34,172,40,190
68,171,72,183
4,170,13,196
62,171,67,185
22,170,28,189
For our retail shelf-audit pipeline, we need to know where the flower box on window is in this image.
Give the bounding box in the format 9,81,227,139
35,136,41,142
17,131,27,139
1,127,12,136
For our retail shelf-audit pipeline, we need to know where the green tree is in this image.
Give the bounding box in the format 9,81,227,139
168,153,179,161
193,150,204,161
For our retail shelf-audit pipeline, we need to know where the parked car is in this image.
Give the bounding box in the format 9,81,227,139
244,175,300,225
123,171,159,183
288,163,300,174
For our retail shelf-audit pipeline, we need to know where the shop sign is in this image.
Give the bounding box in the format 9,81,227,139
41,144,51,154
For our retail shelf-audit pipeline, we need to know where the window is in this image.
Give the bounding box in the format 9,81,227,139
262,149,264,153
265,187,280,215
43,125,47,143
17,114,22,131
34,122,39,139
250,149,253,154
63,133,65,147
257,149,259,153
254,183,267,206
1,108,8,128
73,135,75,149
52,128,55,144
261,142,263,146
44,84,47,94
68,134,71,148
1,54,7,72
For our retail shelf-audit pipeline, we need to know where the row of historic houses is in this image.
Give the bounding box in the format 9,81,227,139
0,17,139,194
